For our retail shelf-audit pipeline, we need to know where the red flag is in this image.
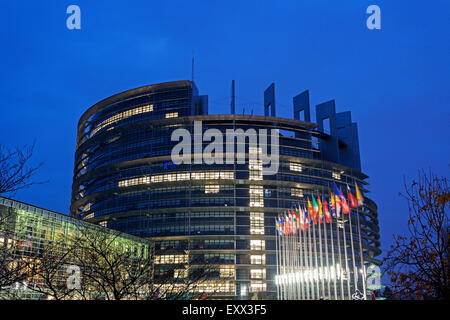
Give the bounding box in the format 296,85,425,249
340,188,350,214
324,200,331,223
347,185,357,208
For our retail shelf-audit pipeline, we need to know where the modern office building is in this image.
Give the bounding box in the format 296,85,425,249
0,196,152,299
71,80,381,299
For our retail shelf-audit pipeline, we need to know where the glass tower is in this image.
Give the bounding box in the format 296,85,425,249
71,80,381,299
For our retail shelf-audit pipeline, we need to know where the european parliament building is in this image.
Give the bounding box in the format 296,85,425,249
70,80,381,299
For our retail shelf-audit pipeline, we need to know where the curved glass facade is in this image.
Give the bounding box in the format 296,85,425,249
71,80,381,299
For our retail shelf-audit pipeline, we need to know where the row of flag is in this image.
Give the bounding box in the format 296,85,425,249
275,183,364,235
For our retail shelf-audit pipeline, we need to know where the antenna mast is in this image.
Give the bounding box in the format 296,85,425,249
231,80,235,114
191,56,194,82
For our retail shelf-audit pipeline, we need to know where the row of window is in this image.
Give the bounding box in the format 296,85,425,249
91,104,154,137
118,171,235,187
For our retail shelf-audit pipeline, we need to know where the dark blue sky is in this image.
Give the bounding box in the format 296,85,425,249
1,1,449,257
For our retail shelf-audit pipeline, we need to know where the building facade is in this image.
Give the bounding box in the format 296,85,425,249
71,80,381,299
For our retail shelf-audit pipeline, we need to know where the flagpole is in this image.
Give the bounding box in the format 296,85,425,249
356,206,367,299
292,230,295,300
311,205,319,298
354,179,367,299
288,216,293,300
275,217,280,300
302,205,310,300
322,190,331,300
293,210,299,300
317,193,325,298
340,200,351,299
288,226,292,300
327,198,338,300
298,205,305,300
282,217,286,300
346,186,359,296
307,207,314,299
334,191,345,299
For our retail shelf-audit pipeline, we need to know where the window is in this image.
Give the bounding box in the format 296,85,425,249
250,212,264,235
174,269,188,278
91,104,153,137
291,188,304,198
250,240,265,250
250,269,266,279
332,172,341,180
205,185,220,194
250,254,266,265
250,281,267,292
220,266,235,278
249,186,264,207
155,254,188,264
118,171,234,187
289,162,303,172
165,112,178,118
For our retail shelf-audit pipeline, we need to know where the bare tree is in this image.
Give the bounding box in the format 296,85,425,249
27,242,79,300
150,255,223,300
69,225,154,300
0,142,45,196
384,169,449,300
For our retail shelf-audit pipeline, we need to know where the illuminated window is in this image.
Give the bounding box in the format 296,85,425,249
174,269,188,279
205,185,220,194
119,171,234,187
291,188,304,198
250,281,267,292
91,104,153,137
250,240,265,250
84,213,94,220
250,254,266,265
155,254,188,264
249,186,264,207
250,269,266,280
165,112,178,118
156,281,235,294
332,172,341,180
289,162,303,172
220,266,235,278
250,212,264,235
249,147,263,181
99,221,108,227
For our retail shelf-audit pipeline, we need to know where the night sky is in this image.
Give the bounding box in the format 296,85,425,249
1,1,449,258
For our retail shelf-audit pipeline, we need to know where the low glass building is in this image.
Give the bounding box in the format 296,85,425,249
71,80,381,299
0,196,152,299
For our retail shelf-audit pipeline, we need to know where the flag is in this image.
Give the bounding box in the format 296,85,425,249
289,211,294,234
335,183,349,214
355,183,364,207
324,200,331,223
295,206,301,230
340,187,350,214
298,206,305,231
312,196,319,224
333,183,343,217
275,218,282,235
307,198,313,215
347,185,358,208
330,191,337,218
303,205,310,229
318,196,324,223
291,210,297,234
307,198,315,224
284,212,292,234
